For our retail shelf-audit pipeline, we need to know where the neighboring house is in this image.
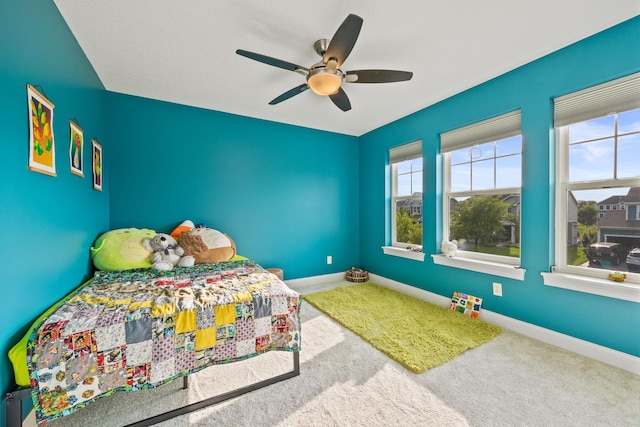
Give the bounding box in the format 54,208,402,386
598,195,626,218
397,193,423,223
567,192,579,246
596,187,640,249
500,194,520,244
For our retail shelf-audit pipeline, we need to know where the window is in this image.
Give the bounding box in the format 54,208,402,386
548,72,640,298
389,141,423,249
440,111,522,266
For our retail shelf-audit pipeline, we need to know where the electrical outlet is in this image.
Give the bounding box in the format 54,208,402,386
492,282,503,297
327,255,332,265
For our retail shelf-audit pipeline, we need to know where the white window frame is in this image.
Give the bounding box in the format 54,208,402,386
552,125,640,283
383,141,425,261
435,110,525,280
391,167,423,248
543,72,640,302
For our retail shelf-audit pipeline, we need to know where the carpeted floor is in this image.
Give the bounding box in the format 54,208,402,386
303,282,502,373
43,279,639,427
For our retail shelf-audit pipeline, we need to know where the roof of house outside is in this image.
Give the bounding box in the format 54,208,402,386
598,210,640,228
626,187,640,203
598,195,626,205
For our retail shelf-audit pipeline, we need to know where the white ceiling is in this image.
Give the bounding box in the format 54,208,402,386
53,1,638,136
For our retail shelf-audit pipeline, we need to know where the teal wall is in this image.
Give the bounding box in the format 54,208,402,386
0,0,108,422
105,93,360,279
359,16,640,356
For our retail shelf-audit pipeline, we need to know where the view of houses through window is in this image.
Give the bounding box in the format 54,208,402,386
560,107,640,274
445,135,522,260
448,193,520,257
393,157,423,247
566,186,640,273
390,140,423,248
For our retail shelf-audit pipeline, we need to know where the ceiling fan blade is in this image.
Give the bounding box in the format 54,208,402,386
323,14,363,68
329,87,351,112
269,84,310,105
236,49,308,73
345,70,413,83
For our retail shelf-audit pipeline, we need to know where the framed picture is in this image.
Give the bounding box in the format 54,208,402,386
91,139,102,191
69,120,84,177
27,84,56,176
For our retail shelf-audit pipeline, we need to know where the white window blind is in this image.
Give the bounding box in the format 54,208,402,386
389,140,422,163
554,72,640,127
440,110,521,153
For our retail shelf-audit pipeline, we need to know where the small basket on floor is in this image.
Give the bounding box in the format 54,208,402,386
346,267,369,283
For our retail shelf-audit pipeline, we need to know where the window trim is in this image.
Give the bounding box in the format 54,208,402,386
439,110,523,267
382,246,426,261
549,73,640,302
542,271,640,303
389,140,423,249
432,254,525,280
552,123,640,288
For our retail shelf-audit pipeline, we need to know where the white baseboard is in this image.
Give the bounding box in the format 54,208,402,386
285,272,345,289
288,271,639,374
369,273,640,375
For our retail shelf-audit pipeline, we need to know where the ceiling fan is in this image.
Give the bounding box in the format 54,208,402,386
236,14,413,112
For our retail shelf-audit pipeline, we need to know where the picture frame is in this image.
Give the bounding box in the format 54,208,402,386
91,139,102,191
27,84,56,176
69,120,84,177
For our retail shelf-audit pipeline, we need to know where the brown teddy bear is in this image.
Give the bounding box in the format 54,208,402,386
179,227,236,264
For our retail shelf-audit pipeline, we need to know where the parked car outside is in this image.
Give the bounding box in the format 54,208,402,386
627,247,640,272
585,242,627,267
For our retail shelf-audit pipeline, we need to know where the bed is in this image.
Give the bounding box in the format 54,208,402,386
4,227,301,426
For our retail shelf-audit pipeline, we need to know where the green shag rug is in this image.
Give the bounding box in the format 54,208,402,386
303,282,502,373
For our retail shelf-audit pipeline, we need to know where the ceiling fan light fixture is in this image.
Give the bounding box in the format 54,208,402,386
307,67,343,96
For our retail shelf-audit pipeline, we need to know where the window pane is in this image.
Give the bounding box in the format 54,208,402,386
450,148,469,165
565,188,638,274
411,157,423,172
451,163,470,192
475,141,495,161
568,115,614,143
471,159,494,190
617,134,640,179
397,173,411,196
449,195,519,258
412,172,423,194
496,154,521,188
568,138,614,182
618,108,640,134
395,200,422,245
397,160,411,174
496,136,521,156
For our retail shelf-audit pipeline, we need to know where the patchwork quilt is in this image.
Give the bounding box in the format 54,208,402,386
26,259,301,424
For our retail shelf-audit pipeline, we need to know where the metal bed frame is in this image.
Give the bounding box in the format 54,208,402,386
5,351,299,427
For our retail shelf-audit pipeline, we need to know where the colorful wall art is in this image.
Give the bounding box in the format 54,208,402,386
27,84,56,176
92,139,102,191
69,120,84,177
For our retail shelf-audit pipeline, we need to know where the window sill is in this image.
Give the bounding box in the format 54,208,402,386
431,254,526,280
382,246,425,261
541,272,640,303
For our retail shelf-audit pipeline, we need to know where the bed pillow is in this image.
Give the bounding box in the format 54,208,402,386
90,228,156,271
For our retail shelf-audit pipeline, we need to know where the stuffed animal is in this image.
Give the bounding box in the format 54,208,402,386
143,233,195,271
441,240,458,257
170,219,195,239
90,228,156,271
179,227,236,264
